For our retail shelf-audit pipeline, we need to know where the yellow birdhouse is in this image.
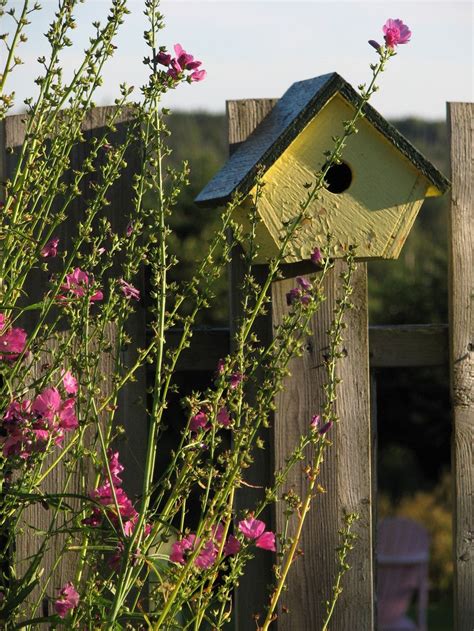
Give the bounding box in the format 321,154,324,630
195,73,449,262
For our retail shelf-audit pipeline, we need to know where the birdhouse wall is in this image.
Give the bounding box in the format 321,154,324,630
239,93,430,262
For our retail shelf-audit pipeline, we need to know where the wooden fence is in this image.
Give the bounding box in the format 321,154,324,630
1,100,472,629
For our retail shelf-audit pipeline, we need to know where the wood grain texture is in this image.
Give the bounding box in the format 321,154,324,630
227,98,373,629
273,262,373,630
227,99,277,629
448,102,474,631
3,107,148,616
369,324,448,368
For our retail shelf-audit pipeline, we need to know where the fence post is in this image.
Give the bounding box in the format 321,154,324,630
448,102,473,631
228,100,374,629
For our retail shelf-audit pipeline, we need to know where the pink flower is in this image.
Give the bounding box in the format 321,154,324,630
224,534,241,556
126,221,134,237
0,315,27,362
174,44,198,69
41,237,59,258
238,517,266,540
58,398,78,431
255,531,276,551
310,247,323,266
170,534,196,565
296,276,311,291
61,370,78,395
190,410,209,432
155,51,172,66
217,406,231,428
32,388,61,421
229,372,244,389
190,69,206,82
238,516,276,552
59,268,103,303
120,279,140,301
194,540,218,569
311,414,333,435
310,414,321,430
217,358,225,375
383,19,411,48
107,450,124,486
54,582,79,619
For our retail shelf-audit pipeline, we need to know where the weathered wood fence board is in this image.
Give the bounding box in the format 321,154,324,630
228,98,374,629
273,264,373,630
1,108,148,616
448,102,473,631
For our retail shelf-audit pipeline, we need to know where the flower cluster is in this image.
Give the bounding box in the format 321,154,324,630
54,582,79,619
0,313,27,362
170,523,240,569
189,405,232,433
84,451,150,537
155,44,206,83
286,276,313,307
238,516,276,551
1,384,78,460
58,268,103,303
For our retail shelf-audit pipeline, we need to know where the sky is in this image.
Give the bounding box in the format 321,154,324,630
5,0,473,120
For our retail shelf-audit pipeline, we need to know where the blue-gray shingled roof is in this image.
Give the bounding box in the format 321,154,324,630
195,72,449,207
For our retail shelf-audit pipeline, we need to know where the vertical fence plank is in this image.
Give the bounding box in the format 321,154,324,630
2,107,148,616
227,98,278,629
448,102,473,631
272,262,373,630
228,97,374,629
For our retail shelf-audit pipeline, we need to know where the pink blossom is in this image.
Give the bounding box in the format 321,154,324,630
120,279,140,301
286,287,301,306
59,268,103,303
58,398,78,431
155,50,172,66
383,19,411,48
216,358,225,375
310,247,323,266
229,372,244,389
170,534,195,565
0,315,27,362
238,517,266,540
41,237,59,258
61,370,78,395
190,70,206,83
238,516,276,551
310,414,333,435
255,531,276,551
190,410,209,432
224,534,241,556
217,406,231,428
126,221,134,237
174,44,199,69
296,276,311,291
32,388,61,421
194,540,218,569
54,582,79,619
107,450,124,486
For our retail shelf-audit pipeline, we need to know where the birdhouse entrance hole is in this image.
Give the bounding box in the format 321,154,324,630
324,161,353,194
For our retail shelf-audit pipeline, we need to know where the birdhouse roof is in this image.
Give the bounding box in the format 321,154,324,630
195,72,449,207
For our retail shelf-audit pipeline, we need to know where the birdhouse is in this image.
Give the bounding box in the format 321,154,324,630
195,72,449,262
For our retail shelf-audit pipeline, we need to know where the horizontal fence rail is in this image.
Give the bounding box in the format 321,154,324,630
164,324,449,371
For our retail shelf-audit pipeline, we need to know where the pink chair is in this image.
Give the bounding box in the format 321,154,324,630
377,517,430,631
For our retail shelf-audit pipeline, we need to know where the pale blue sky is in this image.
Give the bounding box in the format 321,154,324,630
6,1,473,120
